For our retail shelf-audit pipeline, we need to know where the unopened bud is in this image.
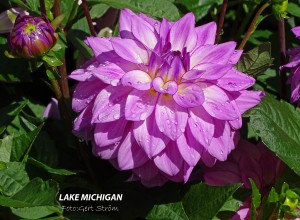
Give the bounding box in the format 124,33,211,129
8,15,57,59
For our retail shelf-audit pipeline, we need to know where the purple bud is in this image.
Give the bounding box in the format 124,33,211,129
8,15,57,59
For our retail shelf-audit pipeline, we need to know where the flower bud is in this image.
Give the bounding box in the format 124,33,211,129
272,0,288,20
8,15,57,59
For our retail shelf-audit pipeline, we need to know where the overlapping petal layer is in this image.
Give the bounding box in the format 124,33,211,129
70,9,264,186
281,26,300,104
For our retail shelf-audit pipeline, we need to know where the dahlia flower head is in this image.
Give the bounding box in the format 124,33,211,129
203,139,284,220
281,26,300,103
70,8,264,187
8,15,57,59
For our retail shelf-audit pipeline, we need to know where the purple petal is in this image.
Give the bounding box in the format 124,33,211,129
231,90,265,114
92,85,132,123
169,13,197,52
72,80,105,112
216,69,255,91
290,66,300,102
153,141,183,176
85,37,113,57
111,38,149,64
201,150,217,167
228,100,242,130
177,132,202,166
193,22,217,49
181,69,205,82
138,12,161,32
173,83,204,108
119,8,135,39
132,160,159,181
121,70,152,90
94,118,128,147
125,89,158,121
152,77,178,95
167,55,185,81
190,42,236,68
133,113,170,157
43,98,60,120
292,26,300,38
117,129,149,170
73,103,94,140
167,162,193,183
92,141,119,160
69,58,98,81
229,50,243,64
155,95,188,141
188,105,214,147
131,15,158,49
159,18,171,46
203,162,241,186
92,62,125,86
132,161,168,187
148,52,163,77
201,83,239,120
192,63,232,80
207,120,235,161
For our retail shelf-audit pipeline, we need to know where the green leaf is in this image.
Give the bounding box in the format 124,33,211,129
249,96,300,176
0,178,60,208
0,136,13,163
0,100,28,135
267,187,279,203
147,202,189,220
28,157,76,176
26,0,40,12
248,30,273,46
90,3,110,19
26,101,45,119
182,183,242,220
10,124,44,162
286,189,299,199
72,16,91,35
11,205,61,219
287,2,300,18
0,162,30,197
9,0,31,10
236,42,274,77
45,0,55,20
249,179,261,220
67,30,93,59
93,0,180,21
175,0,222,21
42,52,63,67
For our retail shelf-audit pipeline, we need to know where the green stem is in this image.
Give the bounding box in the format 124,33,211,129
215,0,228,44
278,19,287,100
39,0,46,15
52,1,71,100
82,0,97,36
238,2,270,49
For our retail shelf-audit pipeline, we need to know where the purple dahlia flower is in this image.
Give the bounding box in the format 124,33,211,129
281,26,300,104
8,15,57,58
203,139,284,219
203,139,284,190
70,9,264,186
